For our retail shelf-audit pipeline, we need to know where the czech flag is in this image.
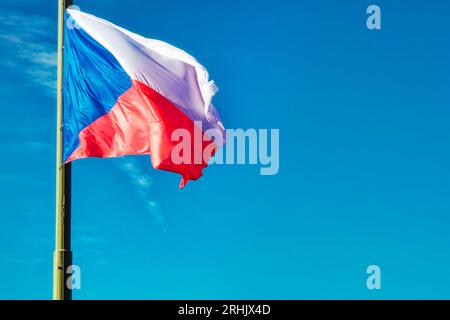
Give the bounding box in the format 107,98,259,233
63,8,225,188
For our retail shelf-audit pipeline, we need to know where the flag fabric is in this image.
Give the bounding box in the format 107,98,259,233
63,9,224,188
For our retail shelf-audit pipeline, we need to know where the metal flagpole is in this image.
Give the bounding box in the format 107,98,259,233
54,0,73,300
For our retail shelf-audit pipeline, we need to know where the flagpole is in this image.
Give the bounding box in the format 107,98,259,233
54,0,73,300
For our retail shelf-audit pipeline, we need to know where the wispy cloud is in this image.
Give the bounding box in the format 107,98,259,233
78,235,108,245
3,140,52,152
74,226,110,264
0,8,165,235
0,257,46,265
24,210,53,217
0,10,56,95
116,157,166,231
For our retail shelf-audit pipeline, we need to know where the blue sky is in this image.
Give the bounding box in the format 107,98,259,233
0,0,449,299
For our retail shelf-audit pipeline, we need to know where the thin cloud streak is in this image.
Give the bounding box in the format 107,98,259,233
116,157,166,230
0,9,166,233
0,10,56,95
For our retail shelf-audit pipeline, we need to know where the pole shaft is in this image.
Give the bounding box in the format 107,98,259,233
54,0,73,300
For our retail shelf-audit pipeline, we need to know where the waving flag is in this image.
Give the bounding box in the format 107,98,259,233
63,8,224,187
